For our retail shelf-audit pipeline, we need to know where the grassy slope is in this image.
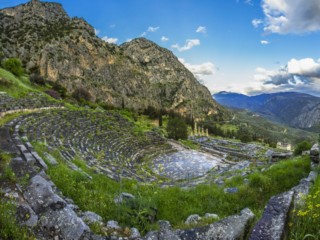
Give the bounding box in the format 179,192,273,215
0,68,36,97
232,109,317,144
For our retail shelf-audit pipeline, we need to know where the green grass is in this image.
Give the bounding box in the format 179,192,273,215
32,141,311,234
0,199,35,240
0,151,34,239
0,152,16,182
289,169,320,239
0,68,35,98
179,139,200,150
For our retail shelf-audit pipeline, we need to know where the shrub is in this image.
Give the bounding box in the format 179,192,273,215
3,58,24,77
45,89,61,99
166,117,188,140
30,73,46,85
72,87,92,102
51,81,67,98
294,140,312,156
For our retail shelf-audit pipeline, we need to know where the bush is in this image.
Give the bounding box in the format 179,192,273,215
72,87,92,102
294,140,312,156
166,117,188,140
30,73,46,85
3,58,24,77
45,89,61,99
51,81,67,98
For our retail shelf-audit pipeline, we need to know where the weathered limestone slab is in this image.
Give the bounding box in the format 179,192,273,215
23,175,66,214
16,203,38,227
249,191,294,240
39,205,89,240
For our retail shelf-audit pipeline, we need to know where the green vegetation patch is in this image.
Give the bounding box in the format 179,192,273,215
0,68,34,98
289,170,320,239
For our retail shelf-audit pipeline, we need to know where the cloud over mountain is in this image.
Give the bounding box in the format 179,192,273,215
250,58,320,96
171,39,200,52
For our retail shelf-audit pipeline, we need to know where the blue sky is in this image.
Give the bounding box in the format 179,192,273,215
2,0,320,96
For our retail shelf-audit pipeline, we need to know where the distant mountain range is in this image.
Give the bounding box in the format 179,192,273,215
213,91,320,130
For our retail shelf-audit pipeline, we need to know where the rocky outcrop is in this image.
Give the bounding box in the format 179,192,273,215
310,143,319,163
0,0,221,117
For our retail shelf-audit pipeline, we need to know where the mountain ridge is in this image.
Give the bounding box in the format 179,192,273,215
213,91,320,130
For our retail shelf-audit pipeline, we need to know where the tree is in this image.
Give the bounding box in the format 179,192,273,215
3,58,24,77
166,117,188,140
158,110,163,127
30,73,46,85
294,140,312,156
237,126,253,143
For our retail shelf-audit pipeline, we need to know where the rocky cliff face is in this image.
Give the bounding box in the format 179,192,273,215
0,0,220,116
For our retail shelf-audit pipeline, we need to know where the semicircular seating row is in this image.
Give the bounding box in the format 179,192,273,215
14,109,173,182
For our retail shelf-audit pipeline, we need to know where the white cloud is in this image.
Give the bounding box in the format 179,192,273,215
140,26,160,37
248,58,320,95
94,28,100,35
287,58,320,77
161,36,169,42
196,26,207,34
179,58,216,84
147,26,160,32
260,40,270,45
102,36,118,44
171,39,200,52
256,0,320,34
252,19,263,28
244,0,253,6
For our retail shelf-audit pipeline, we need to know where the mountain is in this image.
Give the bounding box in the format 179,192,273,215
0,0,220,116
214,91,320,130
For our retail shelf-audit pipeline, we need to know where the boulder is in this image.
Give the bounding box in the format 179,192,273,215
81,211,103,225
204,213,219,220
306,171,318,183
249,191,293,240
130,227,141,239
39,205,89,240
156,221,180,240
23,175,66,214
265,150,274,158
107,220,121,230
310,144,319,163
185,214,201,225
224,187,239,194
114,192,135,204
